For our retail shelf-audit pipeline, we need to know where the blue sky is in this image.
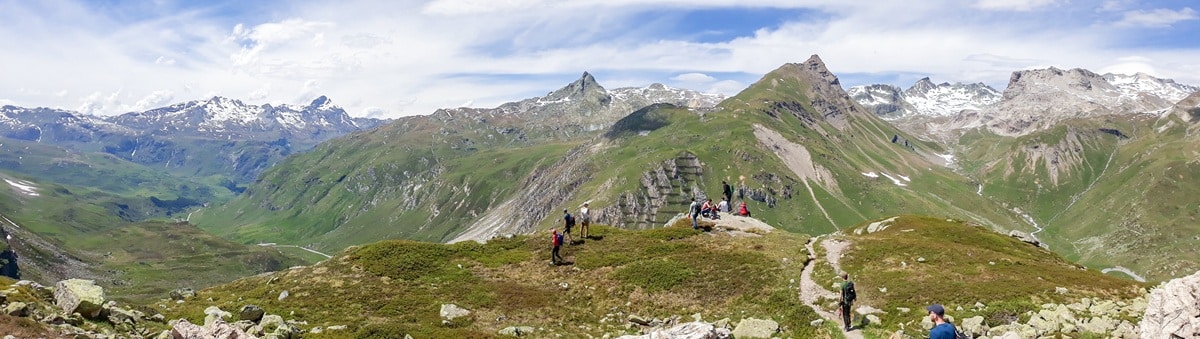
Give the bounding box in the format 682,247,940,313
1,0,1198,118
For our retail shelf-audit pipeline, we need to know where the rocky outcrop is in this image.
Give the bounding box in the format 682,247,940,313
601,152,705,228
948,67,1197,136
1140,270,1200,338
53,279,105,319
170,319,257,339
617,321,731,339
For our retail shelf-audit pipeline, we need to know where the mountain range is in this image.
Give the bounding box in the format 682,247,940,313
0,96,387,183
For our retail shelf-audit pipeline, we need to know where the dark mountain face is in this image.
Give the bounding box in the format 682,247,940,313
0,97,388,183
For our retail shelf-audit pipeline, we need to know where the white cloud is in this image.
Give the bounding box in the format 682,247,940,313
133,90,175,110
1,0,1197,119
975,0,1057,11
1116,7,1198,27
707,80,747,96
672,72,717,83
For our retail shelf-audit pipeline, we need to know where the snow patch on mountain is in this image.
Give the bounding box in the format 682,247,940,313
903,78,1001,117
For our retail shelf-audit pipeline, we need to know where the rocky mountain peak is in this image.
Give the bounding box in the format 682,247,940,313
540,71,609,104
308,95,334,110
907,77,937,96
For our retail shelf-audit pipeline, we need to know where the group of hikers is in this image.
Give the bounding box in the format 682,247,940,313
839,272,958,338
687,180,752,229
550,203,591,265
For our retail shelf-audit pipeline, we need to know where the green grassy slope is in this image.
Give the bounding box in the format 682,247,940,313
161,224,830,338
835,216,1144,338
198,57,1030,254
956,114,1200,281
0,174,303,301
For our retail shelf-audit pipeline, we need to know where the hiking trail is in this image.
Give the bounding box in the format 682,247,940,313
799,236,863,339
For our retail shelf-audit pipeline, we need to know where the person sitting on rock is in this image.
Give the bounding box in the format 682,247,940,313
738,201,751,217
717,197,730,213
927,304,957,339
701,198,714,219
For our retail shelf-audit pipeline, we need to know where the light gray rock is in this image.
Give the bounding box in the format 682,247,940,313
896,307,910,313
204,306,232,327
53,279,106,319
920,315,934,330
439,303,471,322
730,318,778,338
628,314,652,326
1089,300,1118,317
866,314,881,325
260,314,298,338
617,321,729,339
2,301,26,317
1054,286,1068,294
960,315,985,336
1140,270,1200,339
277,290,288,301
1082,316,1117,333
993,331,1021,339
106,306,140,324
810,319,824,326
169,288,195,301
498,326,536,337
326,325,347,331
171,318,257,339
239,304,265,322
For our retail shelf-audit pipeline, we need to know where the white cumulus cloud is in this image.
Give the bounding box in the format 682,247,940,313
1116,7,1198,27
133,90,175,111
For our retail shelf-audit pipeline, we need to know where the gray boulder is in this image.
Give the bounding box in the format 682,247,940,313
169,288,195,301
106,306,141,324
439,303,471,323
498,326,536,337
239,305,265,322
1140,270,1200,338
204,306,233,327
53,279,105,319
730,318,778,338
960,316,986,336
171,318,258,339
3,301,26,317
260,314,299,338
1008,230,1040,246
618,321,731,339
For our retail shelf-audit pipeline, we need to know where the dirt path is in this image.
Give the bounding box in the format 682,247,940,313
799,236,863,339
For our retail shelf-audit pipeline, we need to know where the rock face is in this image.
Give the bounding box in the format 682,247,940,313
53,279,105,319
1140,270,1200,338
952,68,1197,136
848,78,1000,119
239,305,265,322
729,318,779,338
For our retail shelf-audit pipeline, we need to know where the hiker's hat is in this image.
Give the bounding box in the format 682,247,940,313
926,304,945,316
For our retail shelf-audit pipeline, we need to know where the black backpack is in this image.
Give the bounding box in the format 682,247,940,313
843,281,856,303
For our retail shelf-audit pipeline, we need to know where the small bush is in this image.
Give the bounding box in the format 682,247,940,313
351,240,452,280
613,259,695,291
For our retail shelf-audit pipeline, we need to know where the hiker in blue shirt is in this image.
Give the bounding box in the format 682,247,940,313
927,304,957,339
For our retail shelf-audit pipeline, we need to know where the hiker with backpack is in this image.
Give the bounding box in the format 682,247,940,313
562,209,576,245
550,228,564,265
839,272,856,332
927,304,960,339
722,180,732,202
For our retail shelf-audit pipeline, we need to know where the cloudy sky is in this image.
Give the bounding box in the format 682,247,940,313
2,0,1198,118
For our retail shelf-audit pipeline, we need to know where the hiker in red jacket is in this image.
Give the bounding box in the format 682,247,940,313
738,201,751,217
550,228,564,265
